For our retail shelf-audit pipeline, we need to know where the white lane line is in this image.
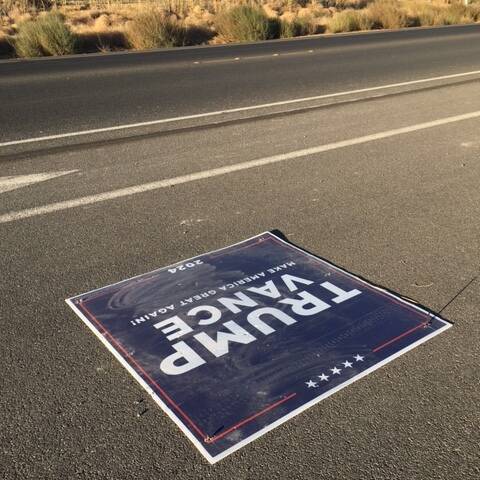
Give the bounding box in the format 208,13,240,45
1,110,480,224
2,70,480,148
0,170,78,194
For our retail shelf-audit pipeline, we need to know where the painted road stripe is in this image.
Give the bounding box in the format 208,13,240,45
0,170,78,194
2,110,480,224
0,110,480,223
2,70,480,148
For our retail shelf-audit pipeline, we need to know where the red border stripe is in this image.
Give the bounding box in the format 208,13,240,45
78,301,295,444
372,320,429,353
75,233,433,445
205,393,297,444
78,302,208,439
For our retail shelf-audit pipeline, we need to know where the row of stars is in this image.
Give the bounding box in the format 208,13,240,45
305,354,365,388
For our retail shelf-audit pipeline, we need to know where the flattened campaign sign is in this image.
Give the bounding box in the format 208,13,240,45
66,232,451,463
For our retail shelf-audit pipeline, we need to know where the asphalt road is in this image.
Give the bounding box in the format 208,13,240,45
1,26,479,480
2,24,480,143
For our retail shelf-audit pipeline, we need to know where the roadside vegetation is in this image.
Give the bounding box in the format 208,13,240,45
126,9,187,48
1,0,480,58
14,10,75,56
215,5,278,42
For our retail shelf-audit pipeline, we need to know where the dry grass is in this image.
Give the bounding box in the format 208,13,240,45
1,0,51,15
14,11,76,56
215,4,278,42
280,16,320,37
327,0,480,33
126,8,187,49
367,0,409,29
407,2,480,26
1,0,480,57
214,4,320,42
327,9,371,33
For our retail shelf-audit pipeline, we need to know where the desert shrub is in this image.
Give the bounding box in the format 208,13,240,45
36,12,76,55
439,4,473,25
467,4,480,21
410,4,440,26
280,20,296,38
413,3,475,27
328,9,371,33
0,0,11,16
215,5,278,42
281,15,319,37
126,10,187,49
322,0,370,9
289,0,309,7
0,0,51,16
410,2,478,27
14,20,42,57
366,0,408,30
15,12,76,57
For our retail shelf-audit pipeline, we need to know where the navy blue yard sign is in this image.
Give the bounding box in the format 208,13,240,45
67,232,451,463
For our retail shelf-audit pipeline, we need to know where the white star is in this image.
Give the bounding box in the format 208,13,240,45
330,367,341,375
318,373,329,381
342,360,353,368
354,354,364,362
305,380,318,388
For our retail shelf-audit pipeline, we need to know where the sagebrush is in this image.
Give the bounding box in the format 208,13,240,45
126,9,187,49
15,11,76,57
215,5,278,42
